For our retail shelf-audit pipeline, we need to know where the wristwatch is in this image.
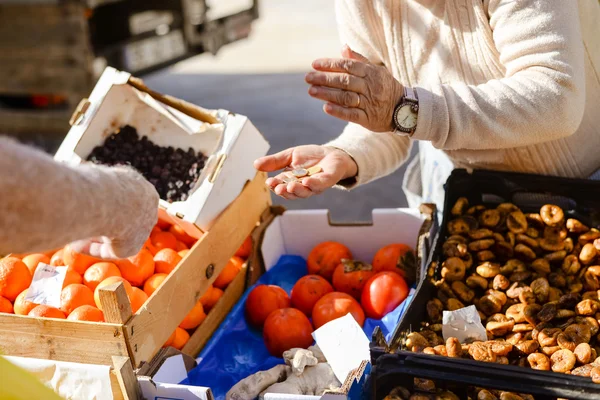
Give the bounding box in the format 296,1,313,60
392,87,419,136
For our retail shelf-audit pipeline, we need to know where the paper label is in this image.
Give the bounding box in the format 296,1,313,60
442,305,487,343
312,313,370,384
25,263,67,308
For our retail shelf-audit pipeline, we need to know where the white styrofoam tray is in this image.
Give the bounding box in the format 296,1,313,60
54,67,270,236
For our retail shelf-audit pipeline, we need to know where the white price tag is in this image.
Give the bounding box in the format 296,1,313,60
442,305,488,343
25,263,67,308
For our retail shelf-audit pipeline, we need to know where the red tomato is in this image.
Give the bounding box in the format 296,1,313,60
291,275,334,316
245,285,291,327
263,308,314,357
372,244,416,283
307,242,352,281
312,292,365,329
332,260,375,299
361,271,409,319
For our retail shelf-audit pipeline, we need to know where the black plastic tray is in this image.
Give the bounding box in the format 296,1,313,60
370,169,600,398
371,352,600,400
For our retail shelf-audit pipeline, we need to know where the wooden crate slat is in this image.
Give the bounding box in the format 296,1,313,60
0,313,129,365
125,172,271,367
181,263,248,357
112,356,141,400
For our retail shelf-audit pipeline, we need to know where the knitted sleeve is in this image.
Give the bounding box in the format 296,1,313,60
412,0,586,150
324,0,413,189
0,137,159,257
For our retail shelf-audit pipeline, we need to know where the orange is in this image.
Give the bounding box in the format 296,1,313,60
175,241,188,252
171,327,190,350
143,273,167,297
144,238,158,256
235,236,252,259
199,286,223,312
60,284,95,315
14,289,38,315
152,226,162,235
0,257,33,302
151,231,177,251
169,225,197,247
179,300,206,330
163,329,176,347
63,245,99,274
63,269,83,288
22,254,51,275
213,257,244,290
67,305,104,322
130,287,148,314
116,249,154,287
43,248,59,259
94,277,133,310
178,249,190,258
154,249,182,274
50,249,65,266
0,295,13,313
84,262,121,291
8,253,28,260
29,305,66,319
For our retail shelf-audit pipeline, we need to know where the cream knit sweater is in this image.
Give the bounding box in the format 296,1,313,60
326,0,600,188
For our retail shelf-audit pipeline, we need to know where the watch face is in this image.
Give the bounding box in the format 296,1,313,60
395,104,418,129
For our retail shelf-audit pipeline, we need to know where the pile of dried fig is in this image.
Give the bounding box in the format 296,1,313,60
408,199,600,382
383,380,535,400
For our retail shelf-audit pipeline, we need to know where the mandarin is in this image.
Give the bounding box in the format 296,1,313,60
179,300,206,330
63,245,99,274
22,254,51,275
235,236,252,259
175,241,188,252
60,284,95,315
213,257,244,289
143,273,167,297
154,249,182,274
171,327,190,350
0,295,13,313
116,249,154,287
199,286,223,312
0,257,33,302
94,277,133,310
50,249,65,266
63,269,83,288
151,231,177,251
169,225,196,247
144,238,158,256
163,329,176,347
67,305,104,322
178,249,190,258
29,305,66,319
130,287,148,314
156,218,171,230
13,289,38,315
84,262,121,291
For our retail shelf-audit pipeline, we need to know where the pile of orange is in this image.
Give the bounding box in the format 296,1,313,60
0,219,253,352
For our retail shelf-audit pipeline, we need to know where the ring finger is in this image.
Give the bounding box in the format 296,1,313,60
309,86,364,109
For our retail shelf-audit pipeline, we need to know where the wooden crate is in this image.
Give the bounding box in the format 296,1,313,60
0,171,271,377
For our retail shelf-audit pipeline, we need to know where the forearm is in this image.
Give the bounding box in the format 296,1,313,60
325,123,412,189
0,137,158,255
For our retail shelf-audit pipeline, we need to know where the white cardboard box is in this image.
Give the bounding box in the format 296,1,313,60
257,208,428,400
54,66,270,236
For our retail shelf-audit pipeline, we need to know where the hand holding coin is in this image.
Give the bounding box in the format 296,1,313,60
253,145,358,200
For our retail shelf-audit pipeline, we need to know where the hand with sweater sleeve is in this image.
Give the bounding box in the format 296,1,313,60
0,137,159,259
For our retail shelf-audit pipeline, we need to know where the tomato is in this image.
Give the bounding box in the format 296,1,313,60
312,292,365,329
307,242,352,281
361,271,409,319
245,285,291,327
372,244,416,283
332,260,375,299
291,275,334,316
235,236,252,259
263,308,314,357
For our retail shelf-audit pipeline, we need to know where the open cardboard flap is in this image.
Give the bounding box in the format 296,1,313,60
54,67,270,235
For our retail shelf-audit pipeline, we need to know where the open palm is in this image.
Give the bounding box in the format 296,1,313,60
254,145,357,200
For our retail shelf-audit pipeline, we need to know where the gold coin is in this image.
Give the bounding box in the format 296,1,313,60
306,165,323,176
291,168,309,178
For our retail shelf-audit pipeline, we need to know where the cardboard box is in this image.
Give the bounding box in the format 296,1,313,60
54,66,270,235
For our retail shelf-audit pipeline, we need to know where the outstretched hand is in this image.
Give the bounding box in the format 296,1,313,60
254,145,357,200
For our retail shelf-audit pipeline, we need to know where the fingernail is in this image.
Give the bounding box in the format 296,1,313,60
305,72,314,81
324,104,333,113
309,86,317,95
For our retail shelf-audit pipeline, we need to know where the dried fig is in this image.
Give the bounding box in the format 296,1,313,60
549,272,567,288
576,299,600,316
531,259,551,275
580,243,598,265
507,211,528,234
516,234,538,249
531,277,550,303
487,319,515,337
567,218,589,234
574,343,592,364
441,258,466,282
479,295,503,316
562,255,581,276
526,213,545,229
469,239,495,252
480,210,501,229
540,205,564,227
466,274,489,291
545,250,568,263
493,274,511,291
511,271,532,283
451,281,475,303
523,304,542,325
514,244,536,261
527,353,551,370
526,227,540,239
540,238,565,252
446,298,466,311
542,345,562,356
469,342,496,362
538,302,558,322
506,303,527,323
469,228,494,240
551,349,576,373
467,205,486,216
538,328,562,347
490,341,513,356
446,337,462,358
443,241,469,258
451,197,469,216
579,230,600,245
407,332,429,349
476,262,501,278
427,298,444,322
514,340,539,355
571,364,594,377
477,250,496,262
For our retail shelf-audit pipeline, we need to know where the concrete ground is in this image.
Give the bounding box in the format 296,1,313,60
144,0,414,222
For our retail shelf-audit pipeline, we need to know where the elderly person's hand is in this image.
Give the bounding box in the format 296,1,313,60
254,145,357,200
305,45,404,132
